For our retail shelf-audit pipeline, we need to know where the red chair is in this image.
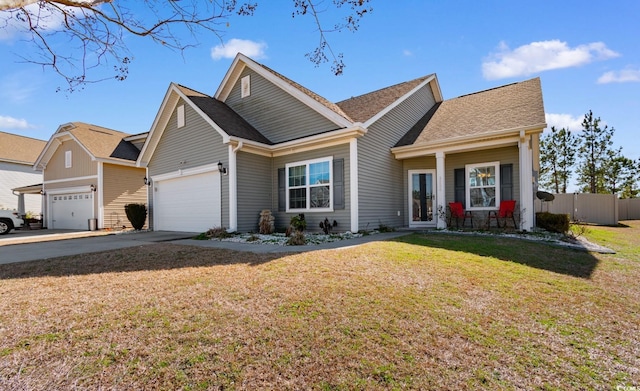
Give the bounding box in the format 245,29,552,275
448,202,473,228
487,200,517,229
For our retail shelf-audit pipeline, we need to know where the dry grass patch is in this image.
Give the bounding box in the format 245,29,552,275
1,223,640,389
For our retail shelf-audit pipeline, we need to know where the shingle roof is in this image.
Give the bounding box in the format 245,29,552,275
0,131,47,164
64,123,138,161
336,75,433,123
177,84,273,145
395,78,545,147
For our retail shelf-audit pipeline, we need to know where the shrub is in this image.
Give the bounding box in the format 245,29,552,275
205,227,232,239
289,214,306,232
124,203,147,230
286,231,306,246
536,212,570,233
258,210,275,234
319,218,338,234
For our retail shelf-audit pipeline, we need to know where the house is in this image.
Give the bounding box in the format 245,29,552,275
34,122,148,230
0,131,46,215
138,53,545,233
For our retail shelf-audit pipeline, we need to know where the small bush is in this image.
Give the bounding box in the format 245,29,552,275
536,212,570,233
377,222,395,233
289,214,306,232
205,227,232,239
286,231,306,246
124,203,147,230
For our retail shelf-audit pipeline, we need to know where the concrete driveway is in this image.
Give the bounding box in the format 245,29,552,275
0,230,198,265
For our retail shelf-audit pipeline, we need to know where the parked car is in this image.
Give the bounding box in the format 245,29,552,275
0,210,24,235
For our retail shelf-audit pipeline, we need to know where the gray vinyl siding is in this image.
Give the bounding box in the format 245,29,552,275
358,84,437,230
444,146,520,206
147,98,230,229
225,68,339,144
272,143,350,232
236,151,272,232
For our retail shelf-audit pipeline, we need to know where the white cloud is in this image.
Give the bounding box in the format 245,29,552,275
482,40,620,80
403,49,413,56
0,115,33,130
597,68,640,84
545,113,583,132
0,2,85,41
211,38,267,60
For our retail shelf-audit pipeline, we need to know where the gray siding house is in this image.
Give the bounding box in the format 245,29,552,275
138,53,546,233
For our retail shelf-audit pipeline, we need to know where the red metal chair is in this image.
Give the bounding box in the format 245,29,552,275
448,202,473,228
487,200,517,229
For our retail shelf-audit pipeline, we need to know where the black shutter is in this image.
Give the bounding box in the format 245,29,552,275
500,164,513,201
333,158,345,209
278,168,286,212
454,168,465,207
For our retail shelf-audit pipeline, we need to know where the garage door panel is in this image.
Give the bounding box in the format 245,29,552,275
50,192,93,230
154,171,221,232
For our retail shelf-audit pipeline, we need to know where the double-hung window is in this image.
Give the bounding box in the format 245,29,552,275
465,161,500,209
286,157,333,212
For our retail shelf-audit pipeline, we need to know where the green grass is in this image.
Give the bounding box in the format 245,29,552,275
0,221,639,389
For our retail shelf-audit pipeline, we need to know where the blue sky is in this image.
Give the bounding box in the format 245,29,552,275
1,0,639,170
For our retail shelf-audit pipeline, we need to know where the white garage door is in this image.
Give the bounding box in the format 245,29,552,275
154,171,221,232
50,192,93,229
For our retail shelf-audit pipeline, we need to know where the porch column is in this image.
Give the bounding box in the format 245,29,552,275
519,132,534,231
436,151,446,229
349,138,359,233
228,144,238,232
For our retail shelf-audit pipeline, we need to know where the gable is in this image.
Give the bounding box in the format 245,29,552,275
44,138,97,181
224,67,343,144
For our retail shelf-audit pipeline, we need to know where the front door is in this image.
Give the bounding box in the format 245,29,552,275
408,170,436,227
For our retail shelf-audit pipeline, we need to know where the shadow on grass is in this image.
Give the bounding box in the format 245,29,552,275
0,243,284,281
391,233,600,279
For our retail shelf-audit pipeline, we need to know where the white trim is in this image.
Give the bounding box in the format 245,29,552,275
97,162,104,228
364,75,437,127
285,156,334,213
391,124,546,160
151,163,220,183
519,133,534,231
349,139,359,232
45,186,95,195
465,161,501,211
408,169,437,228
435,152,446,229
228,144,239,232
44,175,98,184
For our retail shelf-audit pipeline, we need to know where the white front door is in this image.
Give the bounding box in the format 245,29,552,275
408,170,436,228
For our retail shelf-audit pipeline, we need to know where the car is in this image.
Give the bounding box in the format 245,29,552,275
0,210,24,235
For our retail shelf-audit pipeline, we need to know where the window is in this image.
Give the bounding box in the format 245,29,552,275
241,75,251,98
65,150,72,168
177,105,185,128
286,157,333,211
465,161,500,210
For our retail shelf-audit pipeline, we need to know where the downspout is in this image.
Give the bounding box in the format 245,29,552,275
228,141,243,232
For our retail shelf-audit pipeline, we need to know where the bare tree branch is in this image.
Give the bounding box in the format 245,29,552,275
0,0,370,91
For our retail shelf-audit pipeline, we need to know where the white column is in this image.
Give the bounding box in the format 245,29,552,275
228,144,238,232
97,161,103,229
350,138,359,233
519,133,533,231
436,151,446,229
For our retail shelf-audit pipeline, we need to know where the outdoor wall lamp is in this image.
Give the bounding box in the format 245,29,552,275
217,161,228,175
90,184,96,192
144,176,151,186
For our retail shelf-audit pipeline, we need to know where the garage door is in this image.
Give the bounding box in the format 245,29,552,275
50,192,93,229
154,171,221,232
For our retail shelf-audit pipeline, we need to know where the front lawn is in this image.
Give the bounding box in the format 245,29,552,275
1,222,639,390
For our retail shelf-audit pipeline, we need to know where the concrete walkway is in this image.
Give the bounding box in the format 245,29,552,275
0,229,412,264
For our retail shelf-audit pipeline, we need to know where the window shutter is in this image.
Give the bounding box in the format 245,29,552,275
278,168,286,212
454,168,465,207
500,164,513,201
333,158,345,209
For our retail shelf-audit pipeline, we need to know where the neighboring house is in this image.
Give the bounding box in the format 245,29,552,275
138,53,545,233
0,131,46,215
34,122,148,230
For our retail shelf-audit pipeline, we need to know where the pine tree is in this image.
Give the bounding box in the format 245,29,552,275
539,126,577,193
576,110,615,193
